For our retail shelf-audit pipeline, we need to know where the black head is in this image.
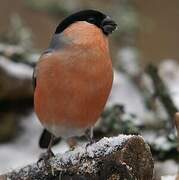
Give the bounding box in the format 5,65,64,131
55,10,117,36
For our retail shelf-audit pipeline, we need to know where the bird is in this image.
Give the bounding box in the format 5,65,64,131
33,9,117,157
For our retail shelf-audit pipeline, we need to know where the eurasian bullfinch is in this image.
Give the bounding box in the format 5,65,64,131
33,9,117,156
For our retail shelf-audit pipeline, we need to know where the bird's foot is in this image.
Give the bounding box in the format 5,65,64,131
67,137,77,151
37,149,55,167
85,138,95,151
85,127,95,151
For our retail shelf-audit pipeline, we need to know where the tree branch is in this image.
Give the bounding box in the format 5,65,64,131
146,64,178,128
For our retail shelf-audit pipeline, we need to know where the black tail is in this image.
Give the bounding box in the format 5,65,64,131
39,129,61,148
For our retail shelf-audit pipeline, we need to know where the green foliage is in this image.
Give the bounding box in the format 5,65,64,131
151,134,179,160
101,105,140,135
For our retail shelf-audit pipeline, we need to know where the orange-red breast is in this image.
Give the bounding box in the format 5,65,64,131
33,10,117,152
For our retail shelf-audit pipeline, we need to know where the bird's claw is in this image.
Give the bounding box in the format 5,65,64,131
85,139,95,150
37,150,54,168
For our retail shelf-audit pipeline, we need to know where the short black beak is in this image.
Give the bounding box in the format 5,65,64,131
101,16,117,35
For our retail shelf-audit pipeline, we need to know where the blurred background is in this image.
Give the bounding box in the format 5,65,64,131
0,0,178,179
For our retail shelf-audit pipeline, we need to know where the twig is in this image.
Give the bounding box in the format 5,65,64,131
146,64,178,128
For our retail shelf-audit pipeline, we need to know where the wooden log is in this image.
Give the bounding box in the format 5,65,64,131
0,135,154,180
0,56,33,100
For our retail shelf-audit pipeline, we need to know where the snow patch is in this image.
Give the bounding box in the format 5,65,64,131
161,175,177,180
108,70,147,118
0,56,33,79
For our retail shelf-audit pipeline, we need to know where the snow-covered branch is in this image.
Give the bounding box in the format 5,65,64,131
0,135,154,180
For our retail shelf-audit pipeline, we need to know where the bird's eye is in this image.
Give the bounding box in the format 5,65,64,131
87,17,96,24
